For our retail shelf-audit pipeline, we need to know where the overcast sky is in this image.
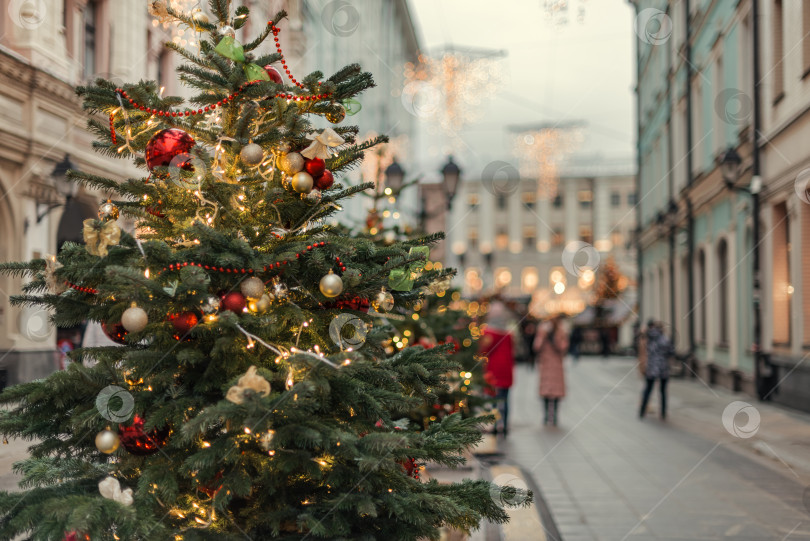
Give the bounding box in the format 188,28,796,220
407,0,636,180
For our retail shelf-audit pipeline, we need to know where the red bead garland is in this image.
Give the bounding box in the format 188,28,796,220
109,113,116,145
269,23,324,92
116,82,260,118
64,281,98,294
158,241,335,275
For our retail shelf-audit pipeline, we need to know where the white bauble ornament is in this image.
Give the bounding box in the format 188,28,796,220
373,289,394,312
277,152,304,175
291,171,314,194
319,270,344,298
121,305,148,333
240,276,265,300
95,429,120,454
240,143,264,165
306,189,322,203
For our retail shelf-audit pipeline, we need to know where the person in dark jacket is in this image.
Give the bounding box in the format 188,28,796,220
639,320,674,420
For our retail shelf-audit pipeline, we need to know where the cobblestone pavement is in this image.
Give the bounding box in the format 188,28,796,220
501,357,810,541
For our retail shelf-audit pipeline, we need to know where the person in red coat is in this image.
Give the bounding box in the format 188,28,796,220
534,315,569,426
480,299,516,436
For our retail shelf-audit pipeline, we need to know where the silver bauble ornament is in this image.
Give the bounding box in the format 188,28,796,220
121,305,148,333
319,270,344,298
98,200,119,221
278,152,304,175
277,141,292,153
191,9,209,29
218,25,235,38
95,429,120,454
201,295,221,315
240,276,265,300
306,189,322,203
373,289,394,312
240,143,264,165
291,171,314,193
272,281,288,299
325,104,346,124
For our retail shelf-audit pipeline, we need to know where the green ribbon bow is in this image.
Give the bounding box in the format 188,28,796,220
388,247,431,292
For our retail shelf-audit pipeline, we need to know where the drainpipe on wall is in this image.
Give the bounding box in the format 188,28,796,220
685,0,696,357
751,0,764,398
666,21,677,346
634,1,644,328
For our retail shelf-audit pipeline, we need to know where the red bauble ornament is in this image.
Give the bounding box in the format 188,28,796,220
63,532,89,541
314,169,334,191
118,414,170,455
440,336,461,353
333,296,370,313
305,158,326,178
221,291,247,313
170,311,199,337
102,321,128,344
145,128,196,171
400,457,420,479
264,65,283,84
197,471,223,498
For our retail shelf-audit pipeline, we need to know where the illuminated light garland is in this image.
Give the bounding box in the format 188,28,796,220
512,126,583,199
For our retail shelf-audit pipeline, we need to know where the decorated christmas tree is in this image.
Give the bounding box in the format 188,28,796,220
0,2,527,539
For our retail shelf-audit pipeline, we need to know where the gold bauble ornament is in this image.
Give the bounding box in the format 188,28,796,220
240,276,265,300
95,429,120,454
319,270,344,298
250,293,272,313
277,152,304,175
291,171,314,193
121,304,148,333
98,200,119,221
240,143,264,165
325,104,346,124
191,9,209,29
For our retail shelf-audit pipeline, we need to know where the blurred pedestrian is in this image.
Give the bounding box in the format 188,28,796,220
480,297,517,436
639,320,674,420
569,326,583,362
534,314,569,426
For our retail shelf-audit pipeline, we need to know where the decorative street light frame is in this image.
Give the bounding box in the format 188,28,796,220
440,156,461,210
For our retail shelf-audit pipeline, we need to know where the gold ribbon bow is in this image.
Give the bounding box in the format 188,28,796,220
301,127,345,160
99,476,133,506
83,219,121,257
226,366,271,404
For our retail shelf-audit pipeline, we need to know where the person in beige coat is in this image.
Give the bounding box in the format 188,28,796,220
534,315,569,426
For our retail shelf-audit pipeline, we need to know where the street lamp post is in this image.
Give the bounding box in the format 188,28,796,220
440,156,461,211
384,160,405,194
720,146,765,397
25,154,77,233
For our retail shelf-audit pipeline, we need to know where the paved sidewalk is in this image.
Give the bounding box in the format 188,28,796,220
501,358,810,541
